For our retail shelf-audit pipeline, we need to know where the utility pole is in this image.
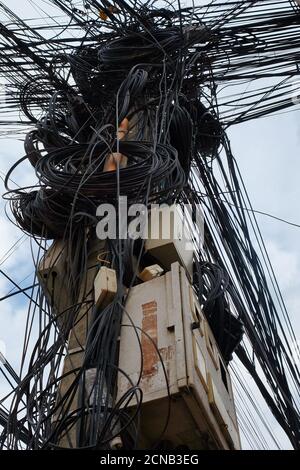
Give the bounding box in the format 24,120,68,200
39,205,241,450
1,0,300,452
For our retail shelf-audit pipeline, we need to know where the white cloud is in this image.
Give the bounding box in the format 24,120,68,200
265,240,300,291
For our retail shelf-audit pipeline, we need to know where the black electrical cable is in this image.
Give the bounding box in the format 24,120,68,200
0,0,300,451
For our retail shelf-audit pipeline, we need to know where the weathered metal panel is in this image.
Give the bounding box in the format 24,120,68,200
117,262,241,449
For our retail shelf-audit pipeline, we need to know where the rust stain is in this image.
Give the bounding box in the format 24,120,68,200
141,301,158,377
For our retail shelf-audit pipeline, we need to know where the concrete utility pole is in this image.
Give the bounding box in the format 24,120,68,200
38,121,129,447
39,237,109,447
37,90,241,451
39,209,241,450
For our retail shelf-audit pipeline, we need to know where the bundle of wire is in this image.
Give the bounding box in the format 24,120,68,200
0,0,300,450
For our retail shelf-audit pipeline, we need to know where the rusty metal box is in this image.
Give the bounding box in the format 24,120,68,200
117,262,241,450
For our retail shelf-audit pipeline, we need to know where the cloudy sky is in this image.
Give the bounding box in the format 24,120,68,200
0,0,299,450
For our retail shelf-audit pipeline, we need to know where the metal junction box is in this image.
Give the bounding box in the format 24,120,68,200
117,262,241,450
145,205,194,278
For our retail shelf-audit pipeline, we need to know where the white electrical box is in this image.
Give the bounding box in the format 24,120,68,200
94,266,117,308
117,262,241,450
145,204,194,277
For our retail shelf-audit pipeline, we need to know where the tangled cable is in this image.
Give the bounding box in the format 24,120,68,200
0,0,300,451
